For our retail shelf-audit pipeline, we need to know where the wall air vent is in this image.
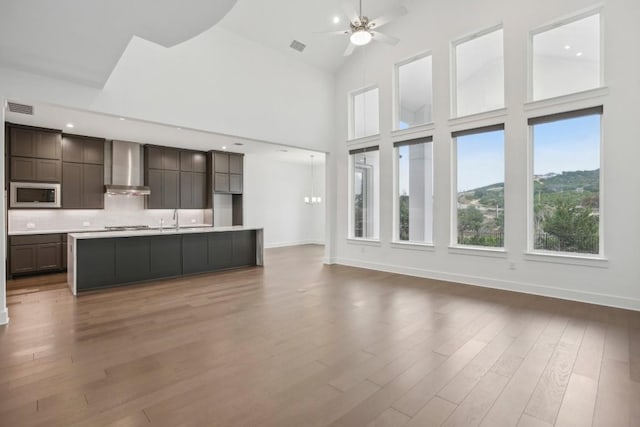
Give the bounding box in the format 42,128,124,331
7,102,34,115
289,40,306,53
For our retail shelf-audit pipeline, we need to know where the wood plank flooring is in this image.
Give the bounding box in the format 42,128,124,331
1,244,638,427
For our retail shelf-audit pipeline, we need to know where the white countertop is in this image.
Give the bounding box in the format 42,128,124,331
9,224,213,236
68,226,263,240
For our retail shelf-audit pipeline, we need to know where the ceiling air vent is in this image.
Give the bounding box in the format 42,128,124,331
7,102,34,115
289,40,306,53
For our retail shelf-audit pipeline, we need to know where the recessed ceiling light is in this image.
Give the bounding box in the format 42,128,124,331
564,45,571,50
333,16,340,24
66,123,74,128
576,52,583,57
119,117,125,121
222,146,227,150
176,127,182,130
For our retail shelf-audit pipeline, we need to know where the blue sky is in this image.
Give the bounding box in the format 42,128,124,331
533,114,600,175
397,115,600,195
457,130,505,192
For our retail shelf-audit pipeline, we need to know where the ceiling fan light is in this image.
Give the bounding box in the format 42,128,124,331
350,29,372,46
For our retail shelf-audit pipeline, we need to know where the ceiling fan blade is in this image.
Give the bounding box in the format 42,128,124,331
371,31,400,46
344,42,356,56
341,2,361,25
313,30,350,38
369,5,408,29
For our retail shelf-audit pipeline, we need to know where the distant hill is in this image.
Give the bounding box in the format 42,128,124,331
459,169,599,210
534,169,599,193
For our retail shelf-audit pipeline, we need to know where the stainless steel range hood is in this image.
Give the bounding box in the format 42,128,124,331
104,140,151,196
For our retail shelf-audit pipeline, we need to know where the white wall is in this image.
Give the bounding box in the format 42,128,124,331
330,0,640,310
244,154,325,248
0,27,334,152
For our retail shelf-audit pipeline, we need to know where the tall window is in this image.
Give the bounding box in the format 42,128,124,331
350,146,380,239
530,107,602,255
396,54,433,130
453,125,505,248
453,27,504,117
395,137,434,243
532,12,601,101
351,87,379,140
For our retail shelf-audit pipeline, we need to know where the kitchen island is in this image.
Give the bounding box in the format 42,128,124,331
67,226,263,295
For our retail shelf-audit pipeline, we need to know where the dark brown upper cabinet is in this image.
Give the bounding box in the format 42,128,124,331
8,124,62,184
147,146,180,171
10,126,61,160
60,134,104,209
179,150,206,209
211,151,243,194
145,145,181,209
180,151,206,173
62,162,104,209
146,169,179,209
10,157,61,182
229,154,243,174
62,135,105,165
180,171,206,209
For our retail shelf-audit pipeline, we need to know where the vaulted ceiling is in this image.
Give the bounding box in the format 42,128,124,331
0,0,409,88
0,0,238,87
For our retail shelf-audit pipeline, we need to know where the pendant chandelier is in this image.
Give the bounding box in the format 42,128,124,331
304,154,322,204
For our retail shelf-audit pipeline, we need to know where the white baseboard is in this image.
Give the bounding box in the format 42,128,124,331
335,257,640,312
265,240,325,249
0,307,8,325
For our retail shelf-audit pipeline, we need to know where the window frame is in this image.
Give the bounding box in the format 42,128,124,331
450,24,505,119
393,51,434,131
392,136,434,244
526,106,605,258
348,145,380,241
348,85,380,141
450,123,506,251
528,8,604,102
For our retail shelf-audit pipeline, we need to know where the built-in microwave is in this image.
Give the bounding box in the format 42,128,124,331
10,182,61,208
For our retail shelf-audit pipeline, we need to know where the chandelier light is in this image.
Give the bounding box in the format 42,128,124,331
304,154,322,204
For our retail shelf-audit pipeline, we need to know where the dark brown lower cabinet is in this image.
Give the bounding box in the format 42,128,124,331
9,234,66,278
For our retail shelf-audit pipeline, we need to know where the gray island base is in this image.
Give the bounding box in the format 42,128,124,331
67,226,263,295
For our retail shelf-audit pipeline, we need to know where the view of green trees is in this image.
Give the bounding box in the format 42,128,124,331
454,169,599,252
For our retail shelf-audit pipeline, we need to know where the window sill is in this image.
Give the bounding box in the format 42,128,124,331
347,238,382,247
346,134,381,146
390,123,435,139
448,245,508,258
448,108,507,128
390,241,436,252
524,87,609,113
524,251,609,268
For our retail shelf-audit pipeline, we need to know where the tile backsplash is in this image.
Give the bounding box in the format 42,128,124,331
8,195,210,233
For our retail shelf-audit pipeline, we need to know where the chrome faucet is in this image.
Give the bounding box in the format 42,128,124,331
173,208,179,230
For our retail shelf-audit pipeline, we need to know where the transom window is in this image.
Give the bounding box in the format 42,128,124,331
395,54,433,130
532,12,601,101
350,87,379,140
452,27,504,117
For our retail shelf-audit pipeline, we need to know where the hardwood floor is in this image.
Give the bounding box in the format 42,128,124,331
1,244,638,427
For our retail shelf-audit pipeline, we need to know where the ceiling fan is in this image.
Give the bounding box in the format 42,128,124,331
316,1,407,56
